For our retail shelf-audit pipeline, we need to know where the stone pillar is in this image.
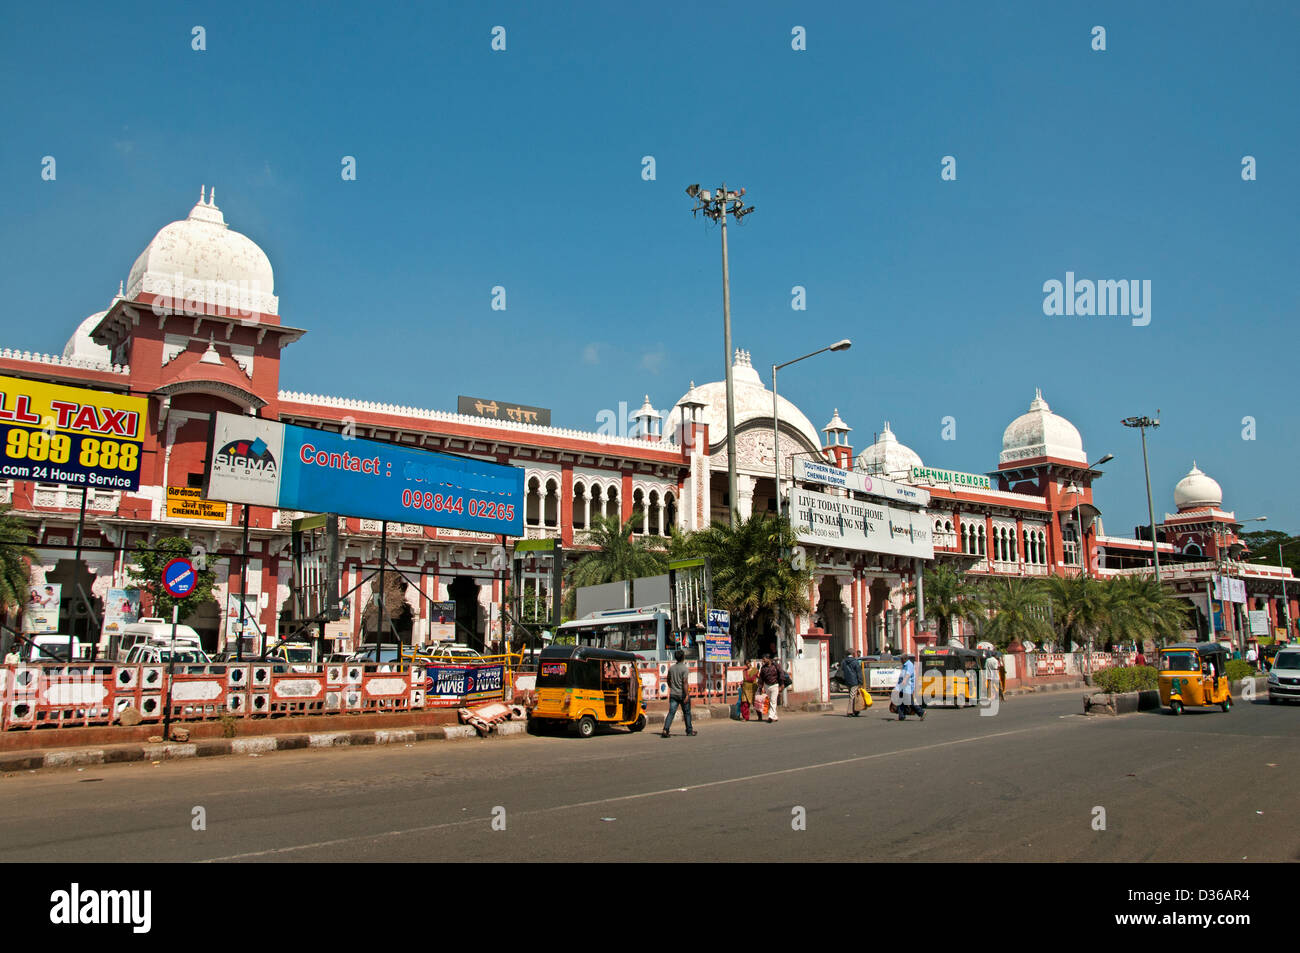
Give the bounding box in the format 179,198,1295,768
736,474,756,522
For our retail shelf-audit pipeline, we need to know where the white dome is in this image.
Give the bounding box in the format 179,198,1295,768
855,421,922,477
999,389,1086,464
62,311,111,364
1174,461,1222,511
663,349,822,457
125,187,278,315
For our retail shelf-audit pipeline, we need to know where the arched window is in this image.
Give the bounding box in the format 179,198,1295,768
978,525,986,556
544,478,559,527
572,482,587,531
525,477,542,526
664,492,677,533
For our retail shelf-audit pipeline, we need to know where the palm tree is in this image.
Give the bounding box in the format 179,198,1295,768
904,564,979,644
1103,574,1190,648
691,513,812,660
0,504,34,655
0,504,33,613
1041,574,1108,653
563,514,668,616
982,578,1055,650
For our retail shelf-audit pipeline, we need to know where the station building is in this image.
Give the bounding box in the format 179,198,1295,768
1,191,1292,659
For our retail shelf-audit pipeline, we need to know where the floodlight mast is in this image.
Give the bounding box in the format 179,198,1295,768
685,183,756,528
1122,412,1161,582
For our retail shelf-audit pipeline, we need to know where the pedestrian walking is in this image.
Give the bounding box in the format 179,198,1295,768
661,649,696,737
1134,648,1147,668
740,660,759,721
1246,645,1258,672
3,641,20,665
758,654,783,723
841,651,862,716
983,652,1001,701
894,653,925,721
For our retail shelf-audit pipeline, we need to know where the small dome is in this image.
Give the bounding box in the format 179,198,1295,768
125,186,278,315
823,409,850,434
1000,389,1086,464
62,311,111,363
1174,461,1222,511
662,348,822,457
855,421,922,477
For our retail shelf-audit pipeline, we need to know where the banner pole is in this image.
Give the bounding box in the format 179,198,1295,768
237,504,250,661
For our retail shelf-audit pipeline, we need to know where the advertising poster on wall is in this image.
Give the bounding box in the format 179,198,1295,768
101,588,141,641
22,582,61,633
429,601,456,642
204,411,525,536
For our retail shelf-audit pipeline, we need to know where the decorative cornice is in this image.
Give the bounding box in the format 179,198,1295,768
0,348,129,375
279,390,674,453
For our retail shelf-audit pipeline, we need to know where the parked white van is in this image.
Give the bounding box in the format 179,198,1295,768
27,634,90,661
116,618,204,661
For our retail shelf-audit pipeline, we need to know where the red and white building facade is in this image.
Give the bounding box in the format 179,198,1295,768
2,191,1293,658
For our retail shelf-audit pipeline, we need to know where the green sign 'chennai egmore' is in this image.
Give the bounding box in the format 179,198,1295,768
909,466,992,491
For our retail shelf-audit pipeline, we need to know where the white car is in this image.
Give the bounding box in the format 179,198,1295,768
1267,648,1300,703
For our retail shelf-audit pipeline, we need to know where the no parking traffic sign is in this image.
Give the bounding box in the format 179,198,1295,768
162,558,198,599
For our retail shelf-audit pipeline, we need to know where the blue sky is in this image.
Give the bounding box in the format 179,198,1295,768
2,1,1297,537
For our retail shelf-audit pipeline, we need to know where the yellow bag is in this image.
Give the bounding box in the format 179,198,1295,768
853,687,873,711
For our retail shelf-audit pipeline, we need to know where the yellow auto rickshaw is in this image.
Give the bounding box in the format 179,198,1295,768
1158,642,1232,715
919,647,980,706
529,645,647,737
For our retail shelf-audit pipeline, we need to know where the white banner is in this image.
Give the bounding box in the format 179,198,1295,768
205,414,286,507
789,487,934,559
795,458,930,507
1248,610,1269,636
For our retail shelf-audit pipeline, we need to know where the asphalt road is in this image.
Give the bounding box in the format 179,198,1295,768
1,691,1295,863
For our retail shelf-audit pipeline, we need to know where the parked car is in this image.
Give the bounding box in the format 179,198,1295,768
265,641,318,672
419,643,483,664
1267,647,1300,703
347,644,403,667
123,643,212,665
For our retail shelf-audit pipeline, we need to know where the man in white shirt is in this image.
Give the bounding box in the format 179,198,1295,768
984,652,1002,700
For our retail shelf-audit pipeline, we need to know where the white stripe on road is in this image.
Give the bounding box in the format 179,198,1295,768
198,723,1056,862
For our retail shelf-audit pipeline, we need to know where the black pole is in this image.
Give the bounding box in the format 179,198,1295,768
68,486,89,662
499,534,507,652
237,504,250,661
375,521,387,659
163,605,178,740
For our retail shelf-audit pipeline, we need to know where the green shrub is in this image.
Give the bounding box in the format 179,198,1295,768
1093,665,1158,694
219,713,239,738
1225,659,1255,682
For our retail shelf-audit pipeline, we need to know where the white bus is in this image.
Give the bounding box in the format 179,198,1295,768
555,606,691,662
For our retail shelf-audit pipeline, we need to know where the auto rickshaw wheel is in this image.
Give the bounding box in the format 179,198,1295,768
629,714,647,732
577,715,597,738
1169,700,1183,716
1221,697,1232,712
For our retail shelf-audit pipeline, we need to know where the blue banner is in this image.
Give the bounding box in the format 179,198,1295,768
206,412,524,536
425,663,505,700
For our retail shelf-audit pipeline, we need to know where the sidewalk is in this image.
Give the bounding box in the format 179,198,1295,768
1,699,757,774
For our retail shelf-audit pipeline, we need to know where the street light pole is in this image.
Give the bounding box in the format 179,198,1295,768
1122,414,1161,582
772,340,852,521
687,183,755,529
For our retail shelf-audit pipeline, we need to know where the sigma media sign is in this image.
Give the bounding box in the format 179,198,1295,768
204,412,524,536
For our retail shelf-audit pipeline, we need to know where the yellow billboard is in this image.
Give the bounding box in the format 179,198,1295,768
0,375,149,491
166,486,229,521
